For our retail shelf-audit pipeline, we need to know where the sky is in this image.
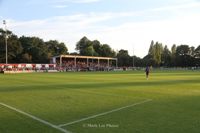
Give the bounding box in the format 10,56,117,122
0,0,200,57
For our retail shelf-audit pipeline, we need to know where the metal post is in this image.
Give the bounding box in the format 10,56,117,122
92,48,94,69
98,58,100,69
60,56,62,68
133,47,134,68
3,20,8,64
107,59,110,71
87,58,89,67
74,57,77,69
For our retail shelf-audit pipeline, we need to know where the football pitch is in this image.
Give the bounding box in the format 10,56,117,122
0,70,200,133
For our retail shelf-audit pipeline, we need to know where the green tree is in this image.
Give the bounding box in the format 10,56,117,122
130,56,143,67
19,36,48,63
92,40,101,56
45,40,68,57
76,36,93,56
117,49,130,67
0,29,22,63
176,45,191,67
0,29,7,63
7,34,23,63
195,45,200,58
161,45,171,66
194,45,200,66
19,36,34,63
171,44,177,66
145,40,156,66
153,42,163,66
148,40,154,56
85,44,94,56
76,36,115,57
101,44,115,57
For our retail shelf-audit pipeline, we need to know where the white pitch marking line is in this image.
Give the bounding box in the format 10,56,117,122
58,99,153,127
0,102,71,133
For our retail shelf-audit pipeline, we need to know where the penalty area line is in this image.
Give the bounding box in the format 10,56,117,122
58,99,153,127
0,102,71,133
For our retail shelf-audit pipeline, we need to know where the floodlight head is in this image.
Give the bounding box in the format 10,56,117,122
3,20,5,24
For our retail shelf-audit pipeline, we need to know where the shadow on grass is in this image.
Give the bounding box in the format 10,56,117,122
0,78,199,92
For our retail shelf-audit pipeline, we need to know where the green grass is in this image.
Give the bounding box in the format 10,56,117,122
0,70,200,133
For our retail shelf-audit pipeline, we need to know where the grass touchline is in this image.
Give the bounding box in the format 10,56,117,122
0,102,71,133
58,99,153,127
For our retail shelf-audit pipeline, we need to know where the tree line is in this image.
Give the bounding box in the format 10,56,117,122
0,28,68,63
75,37,200,67
0,28,199,67
142,41,200,67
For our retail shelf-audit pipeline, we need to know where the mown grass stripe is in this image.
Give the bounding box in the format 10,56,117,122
58,99,152,127
0,102,71,133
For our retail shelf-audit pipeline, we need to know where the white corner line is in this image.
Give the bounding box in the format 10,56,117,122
0,102,71,133
58,99,153,127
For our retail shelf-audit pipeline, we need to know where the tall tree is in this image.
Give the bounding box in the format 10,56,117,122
148,40,154,56
117,49,130,67
171,44,177,66
76,36,93,56
101,44,115,57
19,36,49,63
0,29,6,62
194,45,200,66
195,45,200,58
176,45,190,56
130,56,143,67
45,40,68,58
19,36,34,63
92,40,101,56
7,34,23,63
190,46,195,57
0,29,22,63
161,45,171,66
176,45,191,67
76,36,115,57
153,42,163,66
143,40,156,66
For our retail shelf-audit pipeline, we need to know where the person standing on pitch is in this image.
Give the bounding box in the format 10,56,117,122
145,66,150,80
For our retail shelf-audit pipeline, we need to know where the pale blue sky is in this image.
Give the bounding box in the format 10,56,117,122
1,0,200,57
0,0,190,20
